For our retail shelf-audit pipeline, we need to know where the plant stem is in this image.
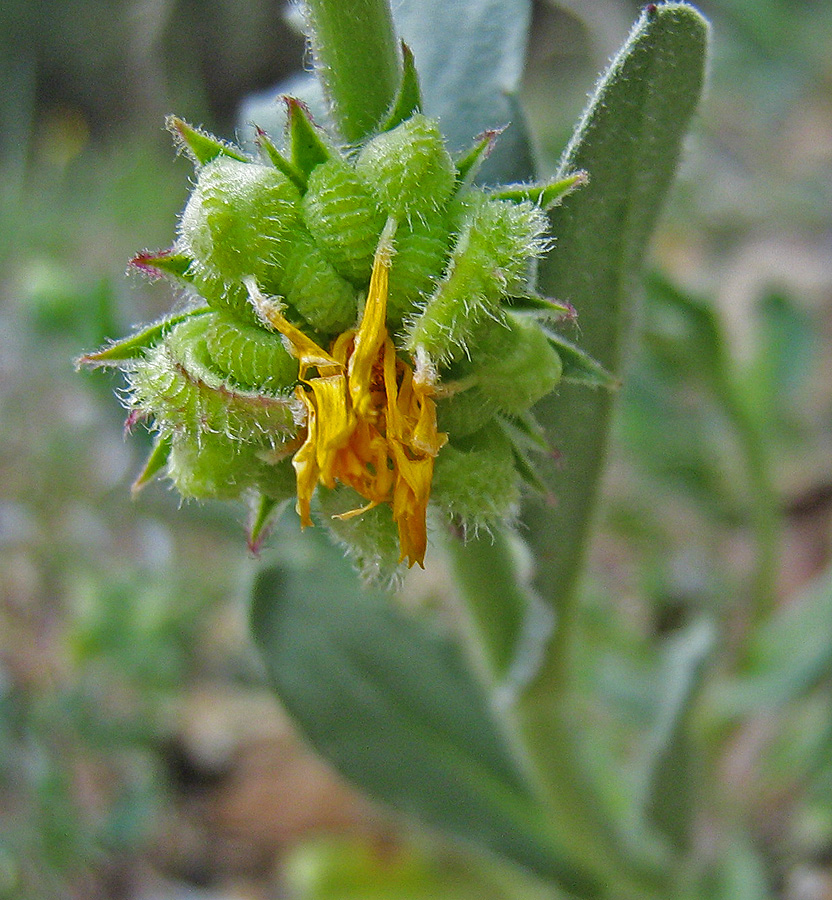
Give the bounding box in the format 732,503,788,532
303,0,401,143
722,384,780,623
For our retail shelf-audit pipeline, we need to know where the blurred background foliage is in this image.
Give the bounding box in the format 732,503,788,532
1,0,832,898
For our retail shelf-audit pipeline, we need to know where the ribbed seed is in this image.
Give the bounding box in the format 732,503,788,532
302,158,386,284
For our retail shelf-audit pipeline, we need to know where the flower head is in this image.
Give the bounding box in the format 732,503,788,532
80,103,600,578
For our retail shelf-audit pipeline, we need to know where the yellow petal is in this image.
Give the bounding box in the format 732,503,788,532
292,388,319,527
245,276,341,373
349,219,396,417
305,374,353,486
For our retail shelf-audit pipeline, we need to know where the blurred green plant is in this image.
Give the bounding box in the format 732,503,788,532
44,0,832,898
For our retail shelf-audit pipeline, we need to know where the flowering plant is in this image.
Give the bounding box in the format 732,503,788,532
82,1,711,896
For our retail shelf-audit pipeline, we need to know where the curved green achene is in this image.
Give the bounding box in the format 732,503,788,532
203,312,298,391
302,157,387,284
406,194,549,362
126,316,296,443
355,114,456,219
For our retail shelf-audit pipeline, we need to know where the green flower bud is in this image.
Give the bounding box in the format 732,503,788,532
83,98,600,569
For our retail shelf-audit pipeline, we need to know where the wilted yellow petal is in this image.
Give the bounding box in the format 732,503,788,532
305,374,353,486
349,219,396,417
292,389,319,527
278,219,445,568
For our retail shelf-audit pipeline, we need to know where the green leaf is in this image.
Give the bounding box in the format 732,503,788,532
707,832,772,900
251,547,600,898
637,620,714,854
511,6,708,890
642,270,729,394
521,2,709,628
285,834,568,900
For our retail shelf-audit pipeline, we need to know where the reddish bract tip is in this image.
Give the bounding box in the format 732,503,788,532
475,125,507,159
129,250,168,280
123,409,145,435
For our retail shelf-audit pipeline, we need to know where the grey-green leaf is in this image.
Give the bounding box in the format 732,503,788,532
250,547,600,898
521,2,710,614
393,0,535,183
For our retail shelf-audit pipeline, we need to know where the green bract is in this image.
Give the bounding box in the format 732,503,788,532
82,95,602,575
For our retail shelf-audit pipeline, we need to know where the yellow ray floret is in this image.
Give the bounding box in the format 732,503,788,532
251,221,447,567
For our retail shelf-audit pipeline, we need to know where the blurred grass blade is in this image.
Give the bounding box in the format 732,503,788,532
716,565,832,716
638,620,714,853
251,548,601,898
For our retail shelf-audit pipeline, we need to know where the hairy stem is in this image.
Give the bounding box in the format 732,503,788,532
303,0,401,143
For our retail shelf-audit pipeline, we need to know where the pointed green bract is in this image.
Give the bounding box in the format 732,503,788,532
286,97,334,177
503,291,574,320
253,125,307,192
545,332,617,389
130,248,195,282
455,128,504,189
490,171,588,209
379,41,423,132
166,115,248,165
77,308,210,366
131,432,172,494
247,494,285,555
